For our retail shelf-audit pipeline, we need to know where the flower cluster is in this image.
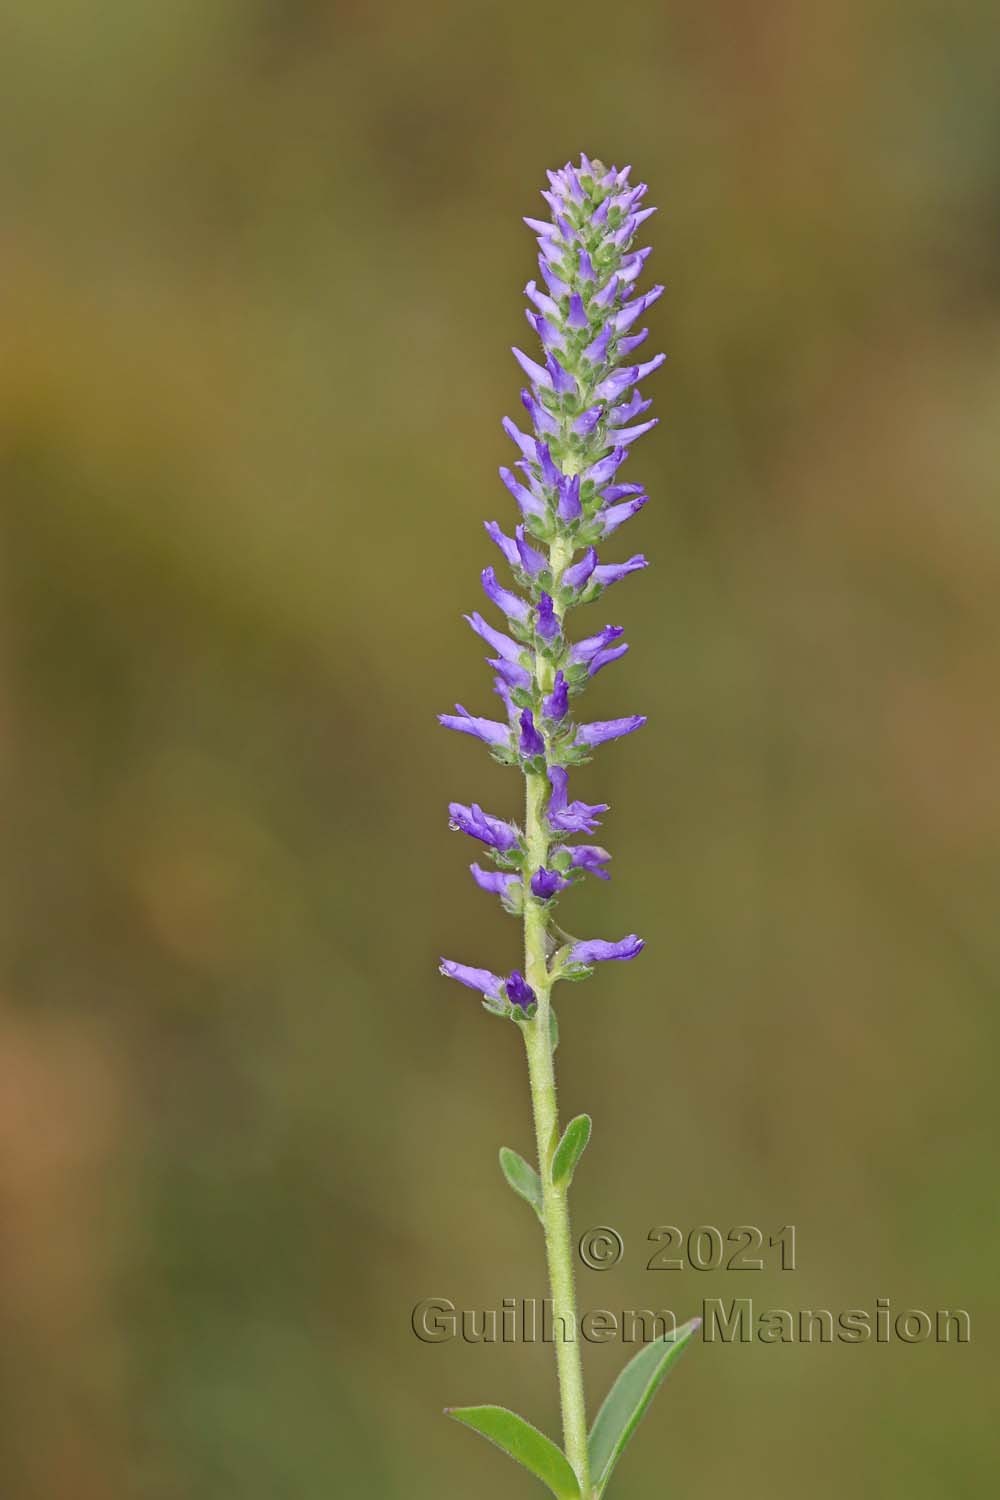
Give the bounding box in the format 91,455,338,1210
439,155,660,1018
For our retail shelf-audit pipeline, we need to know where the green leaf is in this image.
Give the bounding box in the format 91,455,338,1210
551,1114,592,1188
587,1317,701,1495
499,1147,543,1219
549,1005,559,1053
446,1405,581,1499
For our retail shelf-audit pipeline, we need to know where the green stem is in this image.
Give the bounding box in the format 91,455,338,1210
522,767,592,1496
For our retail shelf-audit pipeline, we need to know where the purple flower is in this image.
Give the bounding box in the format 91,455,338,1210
520,388,559,439
600,495,648,536
532,314,566,353
633,353,666,382
515,459,547,500
512,346,553,390
548,766,608,834
499,465,547,520
567,293,589,329
573,404,603,437
583,324,612,364
505,970,536,1011
519,708,545,757
492,674,515,718
546,353,577,397
595,367,638,402
592,275,619,311
439,705,511,746
588,641,630,676
489,656,532,690
560,844,612,880
465,610,521,663
439,959,505,998
568,935,645,964
617,330,649,358
524,280,559,319
614,419,658,445
516,526,547,576
535,592,560,641
562,548,597,592
619,246,652,283
537,238,564,269
535,442,562,488
538,260,570,299
531,866,569,899
485,521,520,568
482,566,530,624
557,473,582,522
601,481,645,502
448,801,520,852
502,415,536,458
576,715,647,747
543,670,569,721
470,864,521,899
584,448,627,486
592,554,649,588
568,623,625,667
609,390,652,426
615,286,664,332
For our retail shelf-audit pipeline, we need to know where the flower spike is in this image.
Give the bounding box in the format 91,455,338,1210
437,158,683,1496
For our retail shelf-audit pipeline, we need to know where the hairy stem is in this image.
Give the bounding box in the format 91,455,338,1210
522,764,591,1493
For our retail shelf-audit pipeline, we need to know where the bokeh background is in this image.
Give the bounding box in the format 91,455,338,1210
2,2,998,1496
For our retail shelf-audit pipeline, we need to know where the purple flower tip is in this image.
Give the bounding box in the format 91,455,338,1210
531,866,567,899
535,591,560,641
588,640,630,677
568,623,625,667
569,935,645,965
557,473,582,522
482,565,530,625
512,345,552,390
592,554,648,588
505,970,536,1011
519,708,546,758
543,669,569,721
484,520,520,568
470,863,521,899
576,715,647,747
439,959,505,998
438,707,511,747
547,765,609,834
449,801,520,852
573,404,603,437
600,495,648,537
465,610,521,663
562,548,598,592
564,844,613,880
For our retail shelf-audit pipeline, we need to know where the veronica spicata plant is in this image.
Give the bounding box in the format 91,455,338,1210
438,156,698,1500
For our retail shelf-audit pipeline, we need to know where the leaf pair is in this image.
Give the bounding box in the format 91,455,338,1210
447,1316,700,1497
499,1112,592,1219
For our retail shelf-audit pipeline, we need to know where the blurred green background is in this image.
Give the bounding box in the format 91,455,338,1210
1,1,998,1496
